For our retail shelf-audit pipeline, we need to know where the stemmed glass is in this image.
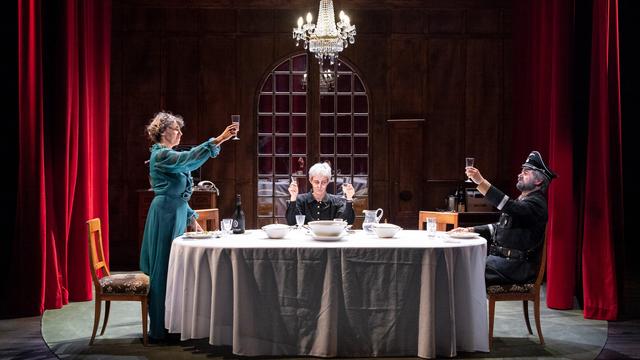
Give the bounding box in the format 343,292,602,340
295,215,306,230
465,157,475,183
340,176,349,199
231,115,240,140
221,218,233,237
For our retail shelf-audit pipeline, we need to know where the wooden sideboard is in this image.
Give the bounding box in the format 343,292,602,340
137,189,218,253
418,211,501,231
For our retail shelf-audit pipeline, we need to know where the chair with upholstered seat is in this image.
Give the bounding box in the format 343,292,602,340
486,228,548,349
195,208,219,231
418,211,458,231
87,218,150,345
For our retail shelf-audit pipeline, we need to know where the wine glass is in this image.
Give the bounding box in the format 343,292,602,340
295,215,306,230
340,176,349,199
231,115,240,140
465,157,475,183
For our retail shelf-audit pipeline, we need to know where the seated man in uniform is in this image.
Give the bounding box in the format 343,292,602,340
286,162,356,225
452,151,556,286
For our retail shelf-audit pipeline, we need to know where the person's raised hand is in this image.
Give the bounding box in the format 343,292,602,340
465,166,485,185
288,181,299,201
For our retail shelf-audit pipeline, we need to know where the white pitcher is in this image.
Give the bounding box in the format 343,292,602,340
362,208,383,234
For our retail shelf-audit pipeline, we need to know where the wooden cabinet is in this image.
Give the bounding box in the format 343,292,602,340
137,190,217,253
418,211,500,231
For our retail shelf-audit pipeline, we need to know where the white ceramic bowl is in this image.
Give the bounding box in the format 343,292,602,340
372,223,402,238
261,223,291,239
308,220,348,237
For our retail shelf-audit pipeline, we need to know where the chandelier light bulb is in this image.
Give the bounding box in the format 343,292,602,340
297,17,304,28
306,12,313,23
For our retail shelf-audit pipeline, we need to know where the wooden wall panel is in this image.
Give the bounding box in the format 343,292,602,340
110,0,513,269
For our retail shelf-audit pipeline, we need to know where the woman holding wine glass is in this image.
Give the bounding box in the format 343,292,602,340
139,111,237,343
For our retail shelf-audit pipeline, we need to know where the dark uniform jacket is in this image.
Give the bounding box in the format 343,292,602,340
286,191,355,225
473,186,547,286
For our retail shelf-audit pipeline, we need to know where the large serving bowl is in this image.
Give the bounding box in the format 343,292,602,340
371,223,402,238
261,223,291,239
308,220,348,237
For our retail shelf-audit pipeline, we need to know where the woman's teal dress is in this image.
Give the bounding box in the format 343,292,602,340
140,140,220,339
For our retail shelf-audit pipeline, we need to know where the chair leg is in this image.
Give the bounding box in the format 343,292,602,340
523,300,533,334
100,300,111,335
534,296,545,345
488,298,495,351
142,298,149,346
90,298,101,345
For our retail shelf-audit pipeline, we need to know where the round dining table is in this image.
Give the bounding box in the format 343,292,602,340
165,229,489,359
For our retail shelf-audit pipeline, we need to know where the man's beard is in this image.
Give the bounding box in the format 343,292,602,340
516,179,536,192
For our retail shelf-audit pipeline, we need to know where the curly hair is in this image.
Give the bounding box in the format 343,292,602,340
308,162,332,180
146,111,184,143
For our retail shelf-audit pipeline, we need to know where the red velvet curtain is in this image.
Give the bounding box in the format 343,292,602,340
16,0,110,315
581,0,621,320
512,0,621,320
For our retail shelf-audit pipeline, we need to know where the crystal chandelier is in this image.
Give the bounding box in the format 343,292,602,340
292,0,356,65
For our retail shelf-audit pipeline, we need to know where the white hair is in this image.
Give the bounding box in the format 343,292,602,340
308,162,332,180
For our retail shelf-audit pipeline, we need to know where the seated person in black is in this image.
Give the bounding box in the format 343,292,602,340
451,151,556,286
285,162,356,225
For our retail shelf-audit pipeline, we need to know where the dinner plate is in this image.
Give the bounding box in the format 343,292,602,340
447,232,480,239
183,231,217,239
310,232,347,241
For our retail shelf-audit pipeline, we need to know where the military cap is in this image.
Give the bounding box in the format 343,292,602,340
522,151,557,181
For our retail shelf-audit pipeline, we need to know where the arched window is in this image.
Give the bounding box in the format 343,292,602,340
256,53,369,226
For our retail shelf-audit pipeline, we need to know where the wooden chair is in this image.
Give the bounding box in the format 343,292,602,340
418,211,459,231
87,218,149,345
486,228,548,349
195,208,219,231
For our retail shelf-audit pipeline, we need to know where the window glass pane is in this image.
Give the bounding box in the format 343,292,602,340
258,115,272,133
320,116,334,134
258,135,273,155
337,74,351,92
292,75,305,92
336,157,351,175
292,137,306,155
354,157,368,175
354,95,368,113
292,176,308,193
275,60,289,71
275,137,289,154
337,95,351,113
292,54,306,71
259,95,272,112
275,74,290,92
320,136,334,155
354,75,365,92
275,157,290,175
275,115,289,133
258,178,273,196
275,197,287,216
258,197,273,216
320,94,334,113
354,115,368,134
275,178,290,196
292,156,306,174
292,95,306,113
337,137,351,155
336,115,351,134
262,74,273,92
354,136,368,155
292,116,306,134
258,157,273,175
275,95,289,112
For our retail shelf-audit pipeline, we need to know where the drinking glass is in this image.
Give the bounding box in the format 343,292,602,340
426,217,437,236
295,215,306,229
231,115,240,140
465,157,475,183
221,218,233,236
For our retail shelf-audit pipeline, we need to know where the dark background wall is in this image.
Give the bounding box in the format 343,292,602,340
109,0,514,269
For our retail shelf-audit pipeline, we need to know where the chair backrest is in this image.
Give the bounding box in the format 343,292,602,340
418,211,459,231
87,218,110,287
195,208,219,231
534,225,549,288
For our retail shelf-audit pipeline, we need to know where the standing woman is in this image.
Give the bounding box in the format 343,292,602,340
140,111,237,341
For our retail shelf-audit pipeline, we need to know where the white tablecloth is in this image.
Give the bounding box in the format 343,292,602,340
165,230,489,358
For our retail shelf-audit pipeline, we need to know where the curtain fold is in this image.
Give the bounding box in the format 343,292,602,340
15,0,111,315
581,0,621,320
